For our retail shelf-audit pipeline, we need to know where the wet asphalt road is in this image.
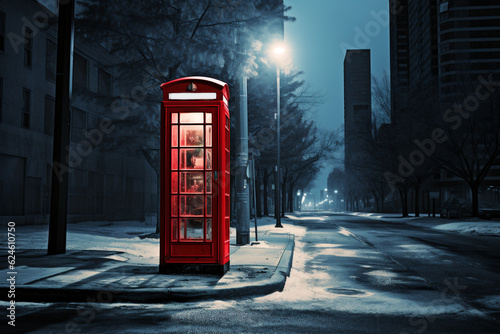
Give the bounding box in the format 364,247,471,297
5,213,500,333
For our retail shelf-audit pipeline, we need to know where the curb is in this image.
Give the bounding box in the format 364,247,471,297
3,235,296,304
169,234,295,302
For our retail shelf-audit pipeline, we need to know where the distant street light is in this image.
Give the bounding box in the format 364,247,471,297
272,43,287,228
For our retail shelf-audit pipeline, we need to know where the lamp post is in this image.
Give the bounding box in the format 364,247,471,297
273,46,285,228
334,190,338,212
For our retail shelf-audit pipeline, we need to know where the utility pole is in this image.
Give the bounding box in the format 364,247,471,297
235,76,250,245
275,65,282,227
48,0,75,255
235,25,250,245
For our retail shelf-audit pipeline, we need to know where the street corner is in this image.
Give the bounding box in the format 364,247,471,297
170,233,296,302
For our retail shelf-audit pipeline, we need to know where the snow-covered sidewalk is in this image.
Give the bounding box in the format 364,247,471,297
349,212,500,236
0,218,295,303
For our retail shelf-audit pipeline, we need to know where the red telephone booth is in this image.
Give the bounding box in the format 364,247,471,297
160,77,230,275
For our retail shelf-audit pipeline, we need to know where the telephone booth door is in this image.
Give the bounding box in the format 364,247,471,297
160,77,230,275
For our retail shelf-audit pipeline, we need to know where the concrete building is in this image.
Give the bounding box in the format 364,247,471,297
344,49,372,170
437,0,500,100
389,0,500,208
389,0,410,123
390,0,439,122
437,0,500,201
0,0,157,224
408,0,439,90
343,49,372,210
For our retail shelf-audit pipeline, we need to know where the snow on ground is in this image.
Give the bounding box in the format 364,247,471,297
433,222,500,235
247,216,487,317
0,220,158,264
251,235,478,316
477,295,500,310
350,212,500,236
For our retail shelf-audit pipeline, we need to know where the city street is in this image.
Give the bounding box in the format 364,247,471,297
7,214,499,333
2,1,500,333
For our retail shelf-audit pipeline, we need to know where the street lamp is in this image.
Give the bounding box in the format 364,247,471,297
334,190,338,212
272,43,286,228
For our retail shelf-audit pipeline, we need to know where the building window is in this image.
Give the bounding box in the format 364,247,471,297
0,11,5,53
98,68,112,96
24,28,33,68
44,95,55,135
73,53,88,90
71,108,87,142
22,88,31,128
46,39,57,82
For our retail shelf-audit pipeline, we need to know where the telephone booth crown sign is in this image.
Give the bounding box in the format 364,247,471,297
160,77,230,275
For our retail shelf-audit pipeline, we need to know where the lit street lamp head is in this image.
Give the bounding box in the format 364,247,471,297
274,46,285,55
270,42,287,62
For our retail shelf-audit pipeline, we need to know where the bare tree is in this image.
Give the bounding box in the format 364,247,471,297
434,69,500,216
77,0,291,231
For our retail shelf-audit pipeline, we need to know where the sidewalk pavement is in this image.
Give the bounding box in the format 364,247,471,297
0,222,294,304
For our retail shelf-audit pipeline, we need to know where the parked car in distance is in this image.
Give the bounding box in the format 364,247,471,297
478,202,500,219
441,199,500,219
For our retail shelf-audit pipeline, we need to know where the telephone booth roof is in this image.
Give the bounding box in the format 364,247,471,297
161,76,230,102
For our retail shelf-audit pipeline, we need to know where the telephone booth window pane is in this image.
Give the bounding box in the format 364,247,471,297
171,218,178,241
172,113,178,123
180,149,204,169
206,196,212,216
225,115,229,129
180,172,204,193
206,172,212,193
225,130,230,150
171,196,178,216
171,172,178,193
171,150,178,170
205,125,212,147
205,149,212,170
206,218,212,241
180,195,204,216
171,125,178,146
180,219,185,239
180,218,204,240
180,113,204,123
180,125,204,147
206,113,212,124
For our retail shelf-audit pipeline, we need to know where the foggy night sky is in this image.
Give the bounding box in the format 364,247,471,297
284,0,390,194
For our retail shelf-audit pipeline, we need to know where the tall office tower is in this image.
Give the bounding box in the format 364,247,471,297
437,0,500,102
389,0,410,123
344,50,372,171
408,0,439,90
390,0,439,120
437,0,500,200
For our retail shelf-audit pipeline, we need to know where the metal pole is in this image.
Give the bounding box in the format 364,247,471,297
251,156,259,242
48,0,75,255
275,66,283,228
236,76,250,244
